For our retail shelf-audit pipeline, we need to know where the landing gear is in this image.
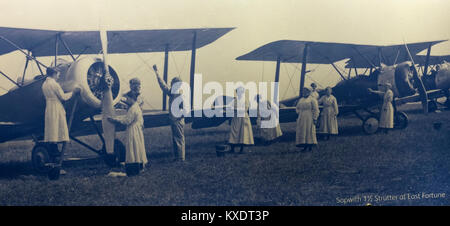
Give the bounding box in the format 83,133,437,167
103,139,126,168
394,111,408,130
428,100,438,112
31,144,51,174
31,143,63,180
48,166,61,180
362,116,379,135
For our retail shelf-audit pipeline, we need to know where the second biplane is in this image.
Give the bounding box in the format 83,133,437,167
233,39,450,134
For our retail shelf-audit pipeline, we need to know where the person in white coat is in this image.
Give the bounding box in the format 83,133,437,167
228,87,254,153
310,83,319,100
296,87,320,151
368,83,394,134
108,95,148,175
42,67,80,159
318,87,339,140
255,94,282,145
118,77,144,110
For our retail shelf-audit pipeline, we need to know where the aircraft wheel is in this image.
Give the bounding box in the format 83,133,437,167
31,144,51,174
48,167,61,180
394,111,408,130
428,100,438,112
362,116,379,135
445,96,450,108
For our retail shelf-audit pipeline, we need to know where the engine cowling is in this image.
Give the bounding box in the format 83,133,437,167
55,57,121,109
377,62,418,98
435,62,450,90
377,64,399,96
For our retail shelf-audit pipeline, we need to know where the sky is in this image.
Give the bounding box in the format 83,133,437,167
0,0,449,109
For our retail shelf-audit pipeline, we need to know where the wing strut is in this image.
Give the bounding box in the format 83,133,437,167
351,46,377,69
0,70,21,87
422,43,432,77
162,44,170,111
189,31,197,109
54,34,58,66
393,48,401,65
21,52,30,85
329,59,347,81
311,46,346,81
0,35,48,69
299,44,308,97
274,57,281,103
58,34,76,61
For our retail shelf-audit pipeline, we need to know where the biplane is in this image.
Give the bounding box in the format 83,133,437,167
0,26,234,178
233,39,450,134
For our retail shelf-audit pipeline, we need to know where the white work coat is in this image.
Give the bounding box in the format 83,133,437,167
296,96,319,146
228,96,254,145
114,103,148,165
318,95,339,135
310,90,319,100
379,89,394,129
257,100,283,141
42,77,73,142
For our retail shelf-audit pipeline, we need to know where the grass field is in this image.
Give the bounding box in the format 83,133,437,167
0,103,449,206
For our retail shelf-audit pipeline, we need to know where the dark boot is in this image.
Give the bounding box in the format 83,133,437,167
230,144,235,153
239,145,244,154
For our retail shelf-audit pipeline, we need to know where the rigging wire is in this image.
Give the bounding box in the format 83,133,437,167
286,62,324,89
261,60,264,82
108,33,161,109
114,33,194,110
281,63,298,99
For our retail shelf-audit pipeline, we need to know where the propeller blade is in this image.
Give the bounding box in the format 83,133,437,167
100,29,110,75
100,29,116,155
404,42,428,114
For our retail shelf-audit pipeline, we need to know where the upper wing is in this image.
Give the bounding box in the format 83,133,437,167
235,39,447,68
0,27,235,57
345,40,447,68
236,40,372,63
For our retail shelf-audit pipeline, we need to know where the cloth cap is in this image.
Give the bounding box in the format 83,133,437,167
46,67,59,76
171,77,182,84
129,77,141,85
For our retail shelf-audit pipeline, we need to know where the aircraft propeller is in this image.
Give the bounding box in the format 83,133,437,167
100,29,116,158
403,42,429,114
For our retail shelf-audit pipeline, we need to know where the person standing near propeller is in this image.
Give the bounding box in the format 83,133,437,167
368,83,394,134
99,29,118,166
42,67,80,171
108,94,148,176
152,65,186,162
117,78,144,110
